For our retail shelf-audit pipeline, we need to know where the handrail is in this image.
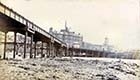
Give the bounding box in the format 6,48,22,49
0,2,67,46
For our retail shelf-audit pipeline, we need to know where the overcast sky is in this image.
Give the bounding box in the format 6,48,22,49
1,0,140,50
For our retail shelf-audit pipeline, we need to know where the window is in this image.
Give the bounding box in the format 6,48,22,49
5,9,10,16
0,5,5,13
23,19,27,25
15,15,20,21
10,12,15,19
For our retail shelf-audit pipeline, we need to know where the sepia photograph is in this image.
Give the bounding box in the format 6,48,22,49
0,0,140,80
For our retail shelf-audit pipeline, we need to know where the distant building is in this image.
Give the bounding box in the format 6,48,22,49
49,21,83,48
102,37,114,52
49,21,114,53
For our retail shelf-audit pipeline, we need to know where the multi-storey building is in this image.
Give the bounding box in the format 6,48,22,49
49,21,114,53
49,21,83,48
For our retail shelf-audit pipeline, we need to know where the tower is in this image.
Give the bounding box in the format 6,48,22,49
65,20,69,32
104,37,109,46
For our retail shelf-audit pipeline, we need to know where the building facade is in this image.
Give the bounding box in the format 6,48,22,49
49,21,83,48
49,21,114,54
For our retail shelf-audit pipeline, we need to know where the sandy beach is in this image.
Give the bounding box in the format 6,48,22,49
0,57,140,80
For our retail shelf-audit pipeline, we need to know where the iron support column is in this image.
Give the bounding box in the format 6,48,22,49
3,32,7,59
72,47,74,57
46,43,49,57
34,41,37,58
23,31,28,58
13,32,17,58
30,34,33,58
53,45,56,57
41,42,43,58
51,43,55,57
49,42,51,57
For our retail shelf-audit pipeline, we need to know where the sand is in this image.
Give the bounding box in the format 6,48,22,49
0,57,140,80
